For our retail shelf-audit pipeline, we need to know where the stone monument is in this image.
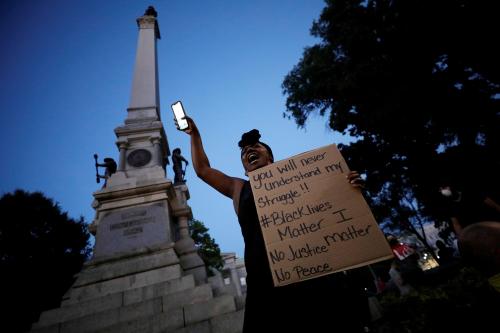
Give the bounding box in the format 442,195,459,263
30,7,244,333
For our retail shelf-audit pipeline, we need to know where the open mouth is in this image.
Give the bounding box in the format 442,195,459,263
248,152,259,164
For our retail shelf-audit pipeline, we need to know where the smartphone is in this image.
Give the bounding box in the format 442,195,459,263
171,100,189,131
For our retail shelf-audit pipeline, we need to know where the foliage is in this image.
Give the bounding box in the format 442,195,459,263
282,0,499,242
0,189,91,332
373,267,500,333
188,219,224,275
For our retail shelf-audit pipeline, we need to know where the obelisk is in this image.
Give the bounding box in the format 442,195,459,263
89,6,175,260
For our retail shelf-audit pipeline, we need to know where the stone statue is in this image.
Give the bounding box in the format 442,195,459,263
94,154,117,187
172,148,189,184
144,6,157,17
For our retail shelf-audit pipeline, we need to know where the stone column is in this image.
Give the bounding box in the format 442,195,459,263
230,266,242,296
178,215,190,239
127,13,161,121
151,136,163,167
172,184,207,284
117,140,128,171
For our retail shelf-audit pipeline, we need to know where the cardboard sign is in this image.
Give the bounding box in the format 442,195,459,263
248,144,393,287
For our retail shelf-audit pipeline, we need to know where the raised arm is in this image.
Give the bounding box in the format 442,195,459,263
183,117,244,202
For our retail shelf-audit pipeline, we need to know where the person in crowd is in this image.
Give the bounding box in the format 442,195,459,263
458,221,500,293
439,181,500,236
386,235,423,289
435,239,455,266
388,260,414,296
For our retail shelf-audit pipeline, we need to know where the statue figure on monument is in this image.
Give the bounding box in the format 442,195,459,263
93,154,117,187
144,6,157,17
172,148,189,184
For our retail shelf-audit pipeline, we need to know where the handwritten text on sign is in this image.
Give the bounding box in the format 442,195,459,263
248,144,393,287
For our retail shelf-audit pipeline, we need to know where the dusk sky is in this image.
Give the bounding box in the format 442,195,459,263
0,0,354,257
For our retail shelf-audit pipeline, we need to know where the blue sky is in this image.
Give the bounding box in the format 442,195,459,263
0,0,353,257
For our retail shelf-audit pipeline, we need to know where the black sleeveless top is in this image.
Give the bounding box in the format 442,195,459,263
237,181,367,332
237,181,274,288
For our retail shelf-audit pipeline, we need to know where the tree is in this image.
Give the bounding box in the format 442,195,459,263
0,190,91,332
282,0,499,248
188,219,224,275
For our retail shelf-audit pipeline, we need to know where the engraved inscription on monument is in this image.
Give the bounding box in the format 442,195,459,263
127,149,152,167
93,204,171,258
109,210,153,236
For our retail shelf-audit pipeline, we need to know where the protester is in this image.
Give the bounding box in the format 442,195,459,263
181,117,369,332
432,162,500,298
388,260,414,296
386,235,423,289
439,181,500,236
435,239,455,266
458,221,500,293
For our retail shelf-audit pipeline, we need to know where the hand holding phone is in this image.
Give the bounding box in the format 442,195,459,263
171,101,189,131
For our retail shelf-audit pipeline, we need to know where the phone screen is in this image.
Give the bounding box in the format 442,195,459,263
171,101,189,130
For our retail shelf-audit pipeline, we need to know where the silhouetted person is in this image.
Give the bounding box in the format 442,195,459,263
388,260,414,296
458,221,500,292
435,239,455,265
439,182,500,236
387,235,423,288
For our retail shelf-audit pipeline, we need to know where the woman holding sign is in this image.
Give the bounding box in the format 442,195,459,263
180,117,369,332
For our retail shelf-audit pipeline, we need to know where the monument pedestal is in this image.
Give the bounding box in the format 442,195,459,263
91,180,176,261
31,159,243,333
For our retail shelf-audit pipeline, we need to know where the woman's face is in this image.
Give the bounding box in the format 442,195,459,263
241,142,273,174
